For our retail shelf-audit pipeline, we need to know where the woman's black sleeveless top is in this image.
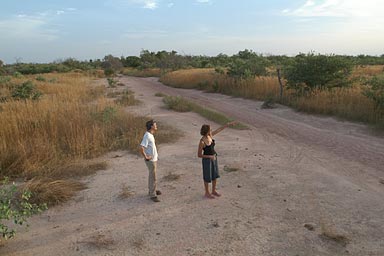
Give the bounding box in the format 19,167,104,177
203,139,216,155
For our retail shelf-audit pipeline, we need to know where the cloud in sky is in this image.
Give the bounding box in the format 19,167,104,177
283,0,383,17
0,13,57,41
1,0,383,63
0,8,77,44
129,0,159,9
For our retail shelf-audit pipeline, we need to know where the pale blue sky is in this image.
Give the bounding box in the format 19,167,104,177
1,0,383,64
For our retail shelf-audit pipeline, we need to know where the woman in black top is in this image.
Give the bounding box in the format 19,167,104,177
197,121,236,199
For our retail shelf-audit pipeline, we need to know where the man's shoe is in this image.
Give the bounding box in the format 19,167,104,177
151,196,160,202
156,190,162,195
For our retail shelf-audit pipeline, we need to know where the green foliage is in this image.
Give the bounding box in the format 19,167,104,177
11,81,42,101
0,177,47,241
363,75,384,110
101,55,123,76
162,96,192,112
13,71,24,78
35,75,46,82
227,50,268,79
0,76,12,85
107,77,117,87
122,56,141,68
284,53,353,93
115,90,140,106
91,106,117,124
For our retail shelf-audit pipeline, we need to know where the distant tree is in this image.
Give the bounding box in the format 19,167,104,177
284,53,353,94
122,56,141,68
0,59,4,75
101,55,123,76
227,49,269,78
139,50,157,69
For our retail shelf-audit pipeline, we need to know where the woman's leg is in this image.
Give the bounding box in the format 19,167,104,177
204,182,214,198
211,179,221,196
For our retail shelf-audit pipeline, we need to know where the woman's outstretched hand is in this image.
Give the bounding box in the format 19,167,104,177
226,121,237,127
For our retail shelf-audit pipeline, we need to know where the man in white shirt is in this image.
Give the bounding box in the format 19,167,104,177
139,120,161,202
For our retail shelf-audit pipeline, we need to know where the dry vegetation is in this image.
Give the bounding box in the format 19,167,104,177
160,67,383,126
121,67,161,77
0,72,179,206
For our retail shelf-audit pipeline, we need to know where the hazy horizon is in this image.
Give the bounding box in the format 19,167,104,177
1,0,384,64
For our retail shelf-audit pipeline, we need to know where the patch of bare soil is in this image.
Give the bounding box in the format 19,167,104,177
1,76,384,256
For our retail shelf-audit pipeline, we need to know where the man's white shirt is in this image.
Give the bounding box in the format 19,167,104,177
140,131,158,161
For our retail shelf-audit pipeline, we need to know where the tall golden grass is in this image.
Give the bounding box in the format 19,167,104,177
0,73,178,179
160,68,383,126
121,68,161,77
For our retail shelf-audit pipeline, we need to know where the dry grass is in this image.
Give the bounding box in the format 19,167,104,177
131,235,146,251
118,183,135,199
160,67,383,127
0,72,182,206
160,68,280,101
162,172,181,182
162,95,247,129
352,65,384,78
286,86,379,124
50,161,108,179
20,178,86,206
79,232,115,250
223,165,240,173
320,226,350,247
121,68,161,77
0,73,161,178
114,89,141,106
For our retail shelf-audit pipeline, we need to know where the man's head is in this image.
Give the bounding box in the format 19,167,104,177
146,119,157,131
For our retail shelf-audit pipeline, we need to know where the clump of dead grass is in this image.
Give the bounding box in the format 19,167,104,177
162,172,181,182
118,183,134,199
79,232,115,250
20,178,86,206
50,161,108,179
223,165,240,173
319,221,350,247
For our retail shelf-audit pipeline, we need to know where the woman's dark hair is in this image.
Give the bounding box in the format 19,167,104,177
146,120,155,131
200,124,210,136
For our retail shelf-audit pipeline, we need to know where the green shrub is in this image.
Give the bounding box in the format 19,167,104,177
363,75,384,110
91,106,117,123
0,177,47,241
107,77,117,87
11,81,42,101
284,53,353,94
162,96,192,112
35,75,46,82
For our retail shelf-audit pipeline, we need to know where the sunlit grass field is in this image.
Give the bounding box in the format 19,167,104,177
0,72,179,205
160,67,383,127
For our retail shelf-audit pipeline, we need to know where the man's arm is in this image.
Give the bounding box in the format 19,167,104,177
139,145,151,161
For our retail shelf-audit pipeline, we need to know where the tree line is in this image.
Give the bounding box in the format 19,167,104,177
1,49,383,110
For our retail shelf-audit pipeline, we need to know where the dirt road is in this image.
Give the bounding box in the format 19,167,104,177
1,76,384,256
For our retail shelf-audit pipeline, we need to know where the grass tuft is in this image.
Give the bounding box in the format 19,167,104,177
20,178,86,206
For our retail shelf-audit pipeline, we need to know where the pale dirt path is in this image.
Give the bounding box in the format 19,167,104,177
1,76,384,256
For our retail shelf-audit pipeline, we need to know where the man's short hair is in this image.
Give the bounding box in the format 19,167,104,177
146,120,155,131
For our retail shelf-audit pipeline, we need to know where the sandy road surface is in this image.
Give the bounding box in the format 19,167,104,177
1,76,384,256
